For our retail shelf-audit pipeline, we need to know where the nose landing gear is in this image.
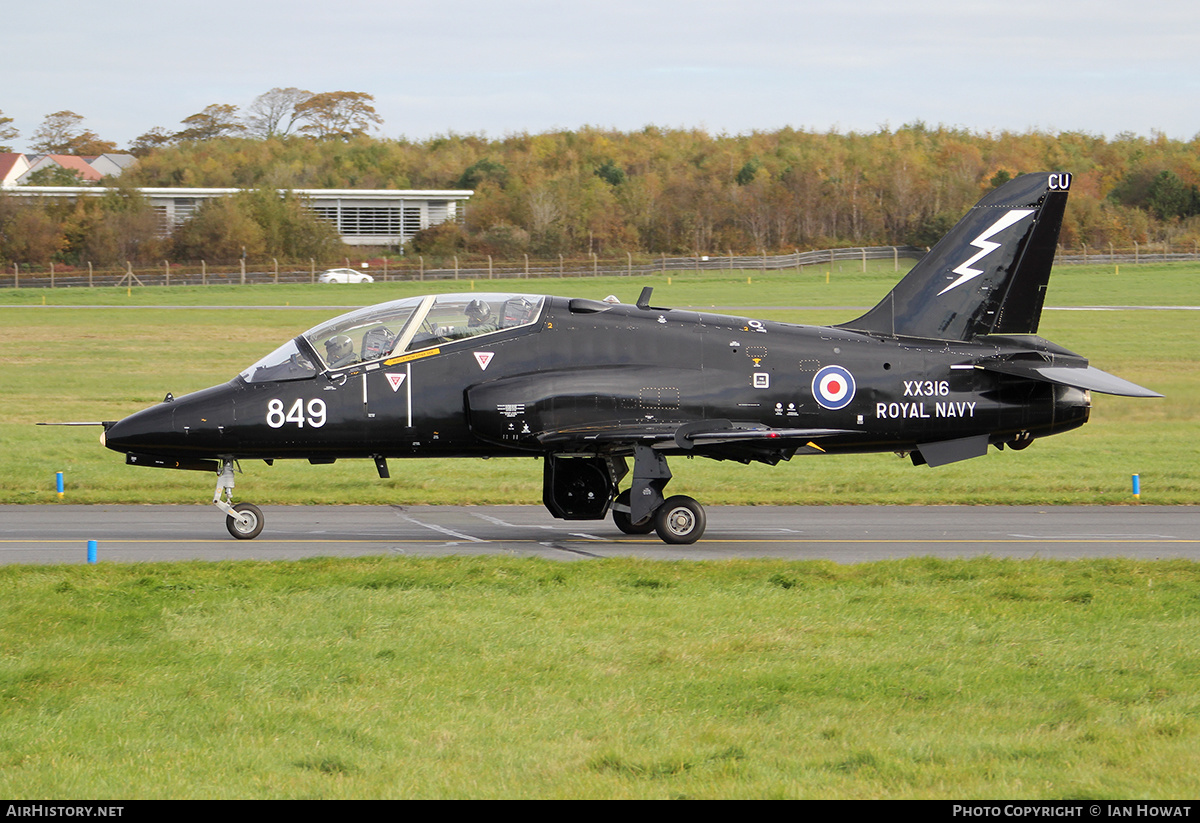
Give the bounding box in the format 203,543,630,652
226,502,264,540
213,458,264,540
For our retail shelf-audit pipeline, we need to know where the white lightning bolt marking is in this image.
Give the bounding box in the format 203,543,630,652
938,209,1035,296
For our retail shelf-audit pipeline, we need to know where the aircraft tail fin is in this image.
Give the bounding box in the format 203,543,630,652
839,172,1072,341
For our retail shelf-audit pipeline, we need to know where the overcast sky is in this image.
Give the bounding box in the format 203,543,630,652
5,0,1198,152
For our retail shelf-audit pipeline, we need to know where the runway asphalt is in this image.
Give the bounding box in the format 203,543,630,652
1,504,1197,564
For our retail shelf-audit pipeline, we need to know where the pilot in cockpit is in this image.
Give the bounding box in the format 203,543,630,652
324,334,359,368
465,299,495,331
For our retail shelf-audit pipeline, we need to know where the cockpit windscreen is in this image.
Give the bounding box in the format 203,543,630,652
240,294,545,382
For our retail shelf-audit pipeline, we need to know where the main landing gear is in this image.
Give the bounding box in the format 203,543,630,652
544,447,710,544
612,490,707,544
620,444,707,544
214,458,264,540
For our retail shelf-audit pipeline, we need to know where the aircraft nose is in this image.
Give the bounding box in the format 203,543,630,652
103,382,242,458
102,402,176,455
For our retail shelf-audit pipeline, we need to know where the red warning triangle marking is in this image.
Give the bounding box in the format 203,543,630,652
474,352,494,371
386,373,406,392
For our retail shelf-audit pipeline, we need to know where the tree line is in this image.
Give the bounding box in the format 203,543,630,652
0,181,341,267
1,89,383,156
4,102,1200,266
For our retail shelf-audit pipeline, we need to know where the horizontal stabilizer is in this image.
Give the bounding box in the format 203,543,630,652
977,362,1162,397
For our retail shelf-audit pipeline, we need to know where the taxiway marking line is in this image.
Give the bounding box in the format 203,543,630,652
394,512,487,543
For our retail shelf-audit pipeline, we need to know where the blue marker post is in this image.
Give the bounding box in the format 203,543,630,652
87,540,97,564
1132,473,1141,501
56,471,64,499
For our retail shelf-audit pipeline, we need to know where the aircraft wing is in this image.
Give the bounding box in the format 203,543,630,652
536,420,856,458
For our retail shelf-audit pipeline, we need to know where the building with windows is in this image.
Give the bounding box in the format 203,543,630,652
0,186,473,246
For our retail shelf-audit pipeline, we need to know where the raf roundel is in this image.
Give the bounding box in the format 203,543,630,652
812,365,856,410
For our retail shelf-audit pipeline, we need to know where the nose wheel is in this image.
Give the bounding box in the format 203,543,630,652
213,458,264,540
226,503,264,540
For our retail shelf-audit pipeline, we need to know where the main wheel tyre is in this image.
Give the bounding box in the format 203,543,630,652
226,502,264,540
654,495,706,544
612,490,655,535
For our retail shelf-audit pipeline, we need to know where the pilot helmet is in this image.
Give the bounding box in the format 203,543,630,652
325,334,354,363
465,299,492,324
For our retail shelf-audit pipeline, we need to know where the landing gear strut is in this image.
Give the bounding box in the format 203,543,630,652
609,446,707,544
213,458,264,540
611,489,654,535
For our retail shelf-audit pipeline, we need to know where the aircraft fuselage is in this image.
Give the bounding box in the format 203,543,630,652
104,296,1090,467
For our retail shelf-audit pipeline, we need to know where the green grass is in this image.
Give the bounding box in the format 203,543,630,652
1,263,1197,505
1,556,1198,799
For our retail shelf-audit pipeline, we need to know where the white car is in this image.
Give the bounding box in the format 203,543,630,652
318,268,375,284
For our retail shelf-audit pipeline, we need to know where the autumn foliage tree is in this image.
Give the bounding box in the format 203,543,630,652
171,189,339,263
295,92,383,140
0,109,17,152
122,124,1200,257
30,111,116,155
175,104,245,142
0,195,63,263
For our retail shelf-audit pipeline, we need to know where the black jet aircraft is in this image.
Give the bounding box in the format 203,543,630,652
98,172,1159,544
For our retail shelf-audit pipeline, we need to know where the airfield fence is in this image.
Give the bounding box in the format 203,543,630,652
3,243,1198,288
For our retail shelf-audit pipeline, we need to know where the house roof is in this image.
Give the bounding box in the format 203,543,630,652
3,153,137,186
86,153,138,176
35,154,105,182
0,153,31,187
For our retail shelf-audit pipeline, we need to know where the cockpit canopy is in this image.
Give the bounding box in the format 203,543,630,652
240,293,545,384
